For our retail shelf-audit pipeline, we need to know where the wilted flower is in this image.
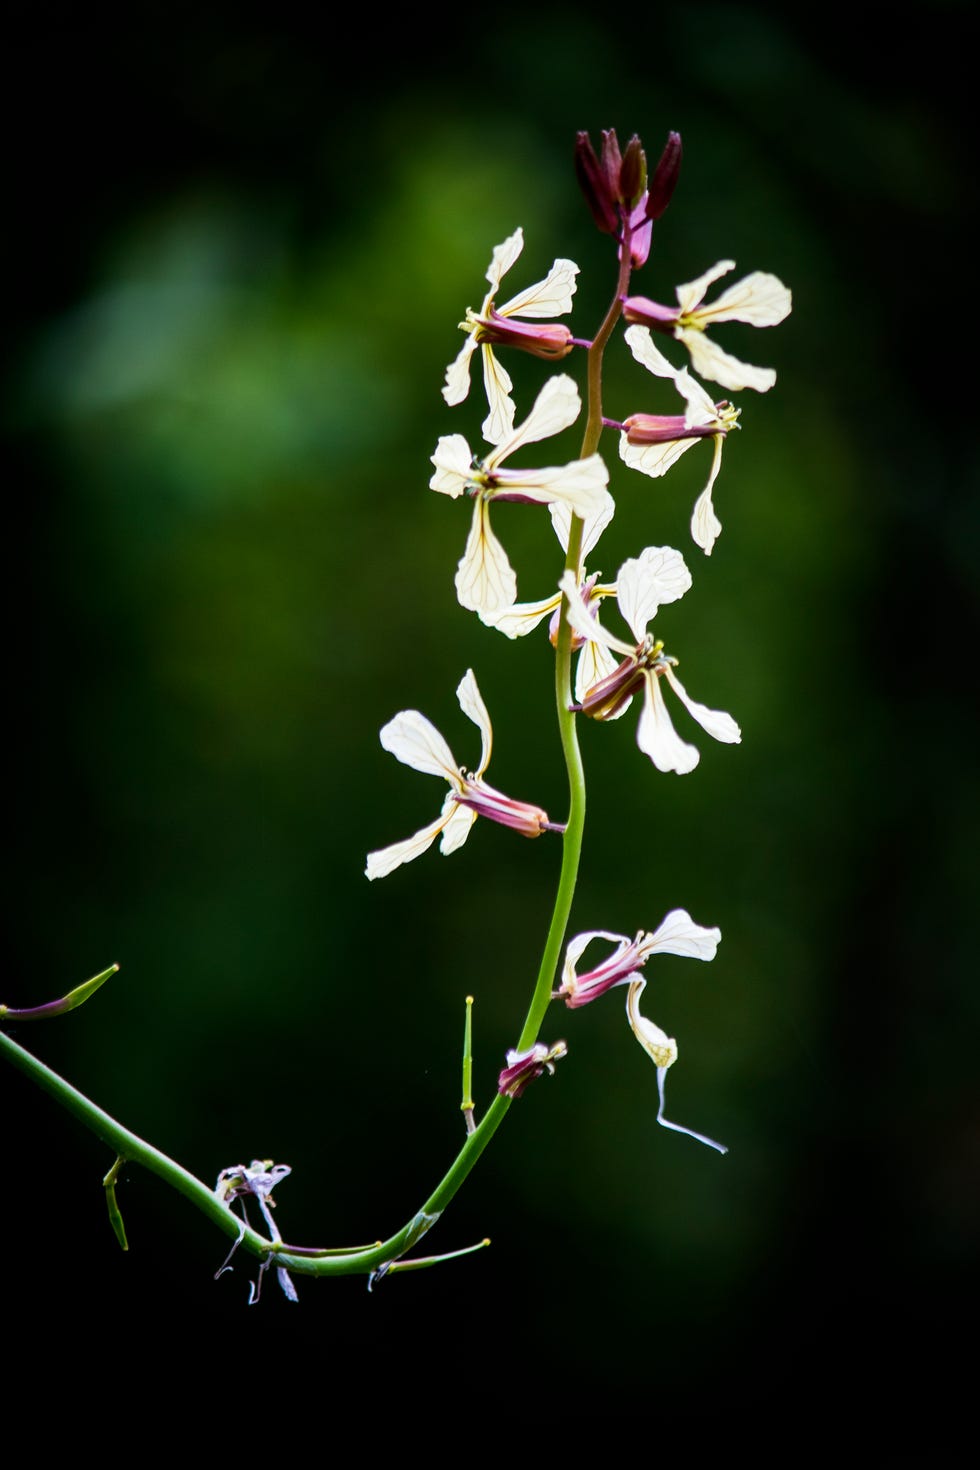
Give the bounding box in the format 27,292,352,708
622,258,791,392
430,374,609,617
556,913,727,1152
618,324,740,554
498,1039,568,1099
443,227,581,445
214,1158,298,1304
366,669,561,881
559,549,740,773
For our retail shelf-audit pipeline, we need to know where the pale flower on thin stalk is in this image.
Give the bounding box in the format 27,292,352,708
430,373,609,618
622,258,791,393
366,668,562,881
442,226,583,445
559,549,740,773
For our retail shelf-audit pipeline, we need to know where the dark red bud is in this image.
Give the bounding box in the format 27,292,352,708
619,134,648,210
600,128,623,197
574,130,619,234
645,130,683,222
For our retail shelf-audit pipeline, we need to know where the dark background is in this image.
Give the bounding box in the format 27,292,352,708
2,1,976,1423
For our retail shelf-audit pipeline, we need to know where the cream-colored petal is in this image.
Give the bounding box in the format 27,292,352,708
455,497,518,616
456,667,492,775
480,345,516,447
492,373,580,460
616,545,692,641
482,592,561,639
676,327,776,393
439,796,479,855
663,665,741,745
690,435,725,555
558,569,633,657
485,228,524,296
563,929,630,989
695,270,791,328
619,429,699,480
639,909,721,962
636,673,700,774
498,454,609,518
442,333,479,407
498,257,579,318
429,433,476,498
574,634,621,709
674,365,721,428
675,259,735,315
379,708,459,780
365,809,450,881
623,323,680,379
550,489,616,558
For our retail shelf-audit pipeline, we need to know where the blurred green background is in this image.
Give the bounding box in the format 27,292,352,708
3,1,976,1417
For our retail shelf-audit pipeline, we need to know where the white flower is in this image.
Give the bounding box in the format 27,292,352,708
559,549,740,773
365,669,560,880
443,227,580,446
622,258,791,393
619,325,741,555
430,374,610,618
556,914,727,1153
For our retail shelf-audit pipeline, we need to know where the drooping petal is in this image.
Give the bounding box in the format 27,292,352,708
674,259,736,316
499,257,580,319
639,909,721,963
558,569,634,658
482,592,562,639
480,345,516,446
623,323,680,379
379,708,460,781
675,327,777,393
442,334,479,407
619,429,700,480
429,433,477,498
616,545,692,642
492,373,581,461
563,928,631,983
654,1065,728,1154
455,668,493,776
550,489,616,558
455,497,518,616
690,434,725,555
365,808,453,881
662,665,741,745
693,270,791,328
636,672,700,773
438,794,479,855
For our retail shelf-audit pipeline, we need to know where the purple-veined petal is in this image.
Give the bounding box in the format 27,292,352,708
675,259,736,316
563,928,631,983
379,709,459,780
492,453,609,518
619,429,699,480
430,433,477,498
499,256,579,318
662,665,741,745
455,668,493,776
694,270,791,328
616,546,692,641
455,497,518,616
636,672,700,773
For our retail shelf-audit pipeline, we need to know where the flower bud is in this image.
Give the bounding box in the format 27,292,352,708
645,130,682,222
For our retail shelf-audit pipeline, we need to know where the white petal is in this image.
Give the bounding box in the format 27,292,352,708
574,632,620,708
365,809,450,881
675,260,735,316
442,334,479,407
676,328,776,393
499,257,579,318
439,797,478,855
695,270,792,328
674,366,721,428
480,345,516,447
655,1066,728,1153
623,324,680,379
690,435,725,555
620,429,699,480
429,433,476,498
558,570,633,657
550,488,616,558
492,373,580,460
485,228,524,296
563,929,630,988
663,665,741,745
455,498,517,616
497,454,608,518
636,674,700,773
482,593,561,639
379,709,458,780
616,546,692,641
640,908,721,962
455,668,492,775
